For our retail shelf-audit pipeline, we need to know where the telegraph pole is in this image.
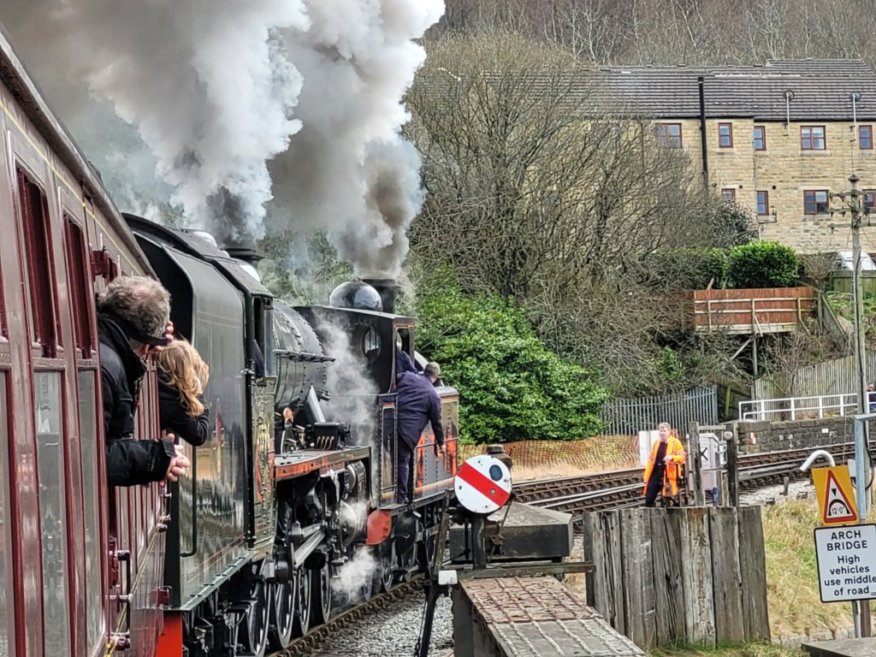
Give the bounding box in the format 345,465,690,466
830,173,871,637
831,175,868,417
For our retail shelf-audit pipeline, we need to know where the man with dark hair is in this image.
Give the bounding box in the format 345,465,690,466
98,275,190,486
395,350,445,504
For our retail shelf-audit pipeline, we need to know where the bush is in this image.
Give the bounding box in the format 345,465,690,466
416,278,608,443
727,241,799,288
640,247,728,291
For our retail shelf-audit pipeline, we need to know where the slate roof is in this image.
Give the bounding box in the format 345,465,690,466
584,59,876,121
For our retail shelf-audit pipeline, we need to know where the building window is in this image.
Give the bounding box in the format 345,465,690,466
801,126,826,150
804,190,830,215
656,123,682,148
718,123,733,148
864,190,876,211
860,125,873,150
756,191,770,216
753,125,766,151
721,188,736,203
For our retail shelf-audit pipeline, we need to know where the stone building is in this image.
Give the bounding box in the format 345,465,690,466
589,60,876,253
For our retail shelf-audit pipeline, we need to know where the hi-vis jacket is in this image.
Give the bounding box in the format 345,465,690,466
642,434,686,496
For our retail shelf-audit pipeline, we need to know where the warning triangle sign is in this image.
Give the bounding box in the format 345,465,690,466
823,470,858,524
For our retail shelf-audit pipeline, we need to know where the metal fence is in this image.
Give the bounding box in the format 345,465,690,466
738,392,858,421
601,385,718,436
752,352,876,400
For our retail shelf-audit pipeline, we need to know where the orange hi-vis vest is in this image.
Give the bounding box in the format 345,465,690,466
642,435,686,497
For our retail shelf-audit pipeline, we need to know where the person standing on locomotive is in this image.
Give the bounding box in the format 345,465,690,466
643,422,686,507
97,276,190,485
157,339,211,446
395,351,445,504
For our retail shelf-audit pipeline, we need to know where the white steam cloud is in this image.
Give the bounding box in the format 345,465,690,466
0,0,444,268
317,318,378,448
333,544,376,604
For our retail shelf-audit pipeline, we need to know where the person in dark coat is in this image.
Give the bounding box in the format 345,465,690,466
395,350,445,504
98,276,190,486
157,339,211,446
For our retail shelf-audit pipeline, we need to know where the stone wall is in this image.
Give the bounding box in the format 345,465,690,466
733,415,855,454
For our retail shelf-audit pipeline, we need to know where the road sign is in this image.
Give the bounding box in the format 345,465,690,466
454,455,512,515
811,466,859,526
814,524,876,602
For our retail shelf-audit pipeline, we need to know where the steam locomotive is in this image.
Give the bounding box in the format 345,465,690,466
130,216,459,656
0,23,457,657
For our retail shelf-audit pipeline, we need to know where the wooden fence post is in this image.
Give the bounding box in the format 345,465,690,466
689,421,705,506
650,508,686,645
709,507,745,644
620,509,657,649
738,506,771,641
679,507,716,646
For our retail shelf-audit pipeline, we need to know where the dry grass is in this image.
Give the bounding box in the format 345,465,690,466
459,435,641,481
763,496,876,638
650,645,806,657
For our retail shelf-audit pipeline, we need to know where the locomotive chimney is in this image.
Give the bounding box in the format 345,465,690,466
362,278,400,314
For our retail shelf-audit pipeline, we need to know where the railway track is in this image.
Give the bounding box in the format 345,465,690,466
269,577,423,656
513,442,865,513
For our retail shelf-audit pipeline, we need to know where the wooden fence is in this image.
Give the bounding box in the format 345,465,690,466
753,352,876,400
600,385,718,436
581,506,769,649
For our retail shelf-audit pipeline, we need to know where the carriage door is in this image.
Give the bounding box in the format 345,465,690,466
16,166,72,656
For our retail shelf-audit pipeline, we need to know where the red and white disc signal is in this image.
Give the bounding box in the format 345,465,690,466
454,455,512,514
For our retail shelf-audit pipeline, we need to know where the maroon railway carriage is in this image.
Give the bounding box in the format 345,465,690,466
0,27,166,657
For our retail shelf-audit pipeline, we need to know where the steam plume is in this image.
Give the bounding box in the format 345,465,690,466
268,0,444,277
1,0,308,247
1,0,444,270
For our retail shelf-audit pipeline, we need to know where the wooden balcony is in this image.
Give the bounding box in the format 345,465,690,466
681,286,816,335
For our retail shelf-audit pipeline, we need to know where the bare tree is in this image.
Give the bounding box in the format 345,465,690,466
408,32,749,393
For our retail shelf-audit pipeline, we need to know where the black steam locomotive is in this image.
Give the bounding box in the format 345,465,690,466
126,215,459,656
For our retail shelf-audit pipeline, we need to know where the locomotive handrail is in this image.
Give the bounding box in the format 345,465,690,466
274,349,335,363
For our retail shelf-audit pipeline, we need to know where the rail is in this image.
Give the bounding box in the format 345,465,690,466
513,443,864,514
738,392,859,421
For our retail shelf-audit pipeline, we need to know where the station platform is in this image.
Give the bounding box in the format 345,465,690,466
804,638,876,657
452,575,643,657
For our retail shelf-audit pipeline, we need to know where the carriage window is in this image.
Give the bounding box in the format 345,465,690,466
77,371,103,652
64,217,96,357
17,169,58,357
0,373,11,656
34,372,70,654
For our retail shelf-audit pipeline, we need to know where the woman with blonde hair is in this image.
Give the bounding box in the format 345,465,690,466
157,339,211,446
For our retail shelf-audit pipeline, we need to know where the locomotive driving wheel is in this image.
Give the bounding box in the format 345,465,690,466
292,565,311,637
238,565,269,657
309,559,332,626
378,540,396,592
267,569,296,650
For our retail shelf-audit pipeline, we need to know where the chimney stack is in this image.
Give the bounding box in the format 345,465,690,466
362,278,400,314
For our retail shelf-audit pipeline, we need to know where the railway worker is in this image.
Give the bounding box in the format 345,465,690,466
395,351,445,504
643,422,686,507
97,276,190,486
157,339,211,446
